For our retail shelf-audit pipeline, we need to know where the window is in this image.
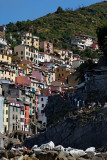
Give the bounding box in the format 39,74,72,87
9,72,10,75
62,74,64,76
16,115,18,119
6,110,8,114
5,71,6,74
21,51,23,55
30,103,32,108
22,90,25,95
41,98,43,101
16,52,18,55
2,71,3,74
6,118,8,122
62,69,63,71
21,110,24,115
59,74,60,77
2,55,4,59
57,69,59,72
12,73,13,77
33,83,34,86
16,108,18,112
13,115,14,119
42,104,44,107
20,118,24,122
13,107,14,111
8,90,10,94
41,110,44,114
27,37,29,40
21,56,23,59
7,56,9,60
13,124,15,130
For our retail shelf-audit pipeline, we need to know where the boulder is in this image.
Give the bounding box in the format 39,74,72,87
14,150,22,157
7,150,16,159
23,150,33,156
92,154,105,160
0,150,7,159
55,152,68,160
1,158,8,160
36,151,58,160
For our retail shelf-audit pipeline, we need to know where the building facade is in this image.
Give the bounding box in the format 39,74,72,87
14,45,38,64
40,41,54,54
21,32,39,50
0,96,4,133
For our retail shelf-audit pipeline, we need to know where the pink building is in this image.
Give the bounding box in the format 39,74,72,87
30,70,45,93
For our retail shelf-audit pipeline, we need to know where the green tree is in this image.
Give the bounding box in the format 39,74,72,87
76,59,97,82
6,22,17,32
56,7,64,14
96,22,107,58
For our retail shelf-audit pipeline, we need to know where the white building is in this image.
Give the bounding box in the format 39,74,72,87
0,96,4,133
71,34,95,50
37,96,48,127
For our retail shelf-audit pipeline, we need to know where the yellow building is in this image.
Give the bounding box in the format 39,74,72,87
21,32,39,50
3,100,9,133
18,60,32,75
55,65,71,80
2,69,16,82
14,45,38,64
0,53,11,64
54,48,62,57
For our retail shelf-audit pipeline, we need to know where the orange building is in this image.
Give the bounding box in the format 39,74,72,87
55,65,71,80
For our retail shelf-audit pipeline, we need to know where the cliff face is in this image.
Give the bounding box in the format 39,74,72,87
23,108,107,150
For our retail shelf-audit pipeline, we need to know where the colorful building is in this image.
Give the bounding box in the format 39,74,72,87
24,103,29,131
0,96,4,133
18,60,32,75
55,65,71,80
40,41,54,54
3,100,9,134
37,95,48,127
0,53,11,64
21,32,39,50
14,45,38,64
1,69,16,82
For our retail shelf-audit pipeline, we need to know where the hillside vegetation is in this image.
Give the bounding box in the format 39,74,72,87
6,1,107,49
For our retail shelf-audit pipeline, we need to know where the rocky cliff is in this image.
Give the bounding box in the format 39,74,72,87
23,107,107,150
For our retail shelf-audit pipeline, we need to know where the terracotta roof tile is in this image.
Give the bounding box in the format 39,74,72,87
15,76,31,86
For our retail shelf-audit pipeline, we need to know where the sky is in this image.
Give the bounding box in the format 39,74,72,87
0,0,105,26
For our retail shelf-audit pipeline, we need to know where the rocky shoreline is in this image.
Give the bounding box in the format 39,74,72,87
1,141,107,160
0,148,107,160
